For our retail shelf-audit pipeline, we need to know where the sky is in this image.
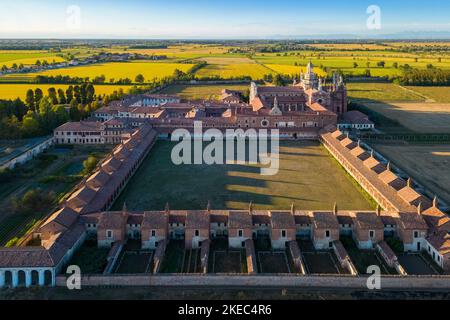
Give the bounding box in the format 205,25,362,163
1,0,450,39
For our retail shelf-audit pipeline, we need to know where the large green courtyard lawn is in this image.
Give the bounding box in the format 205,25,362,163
112,140,375,211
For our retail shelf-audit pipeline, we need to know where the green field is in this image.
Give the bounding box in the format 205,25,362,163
0,84,134,100
0,50,65,67
112,140,375,211
159,84,249,100
0,61,194,83
406,86,450,103
347,82,425,102
194,57,273,80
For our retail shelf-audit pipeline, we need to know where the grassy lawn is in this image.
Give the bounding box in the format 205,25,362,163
159,84,249,101
209,238,246,273
398,253,440,275
114,251,153,274
160,240,184,273
66,241,109,274
340,237,396,275
112,141,375,211
258,251,290,273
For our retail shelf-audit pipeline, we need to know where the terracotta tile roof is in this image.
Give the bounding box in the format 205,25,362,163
98,212,127,230
321,130,417,212
336,212,354,226
142,211,168,230
210,212,229,224
354,211,384,229
186,210,209,229
363,157,387,174
252,211,271,225
333,240,350,261
378,170,406,191
0,247,56,268
86,170,110,190
398,212,428,230
127,214,143,225
54,121,102,132
422,206,450,232
313,211,340,229
66,186,97,212
294,212,313,225
102,156,122,174
169,211,187,224
40,206,79,230
270,211,296,229
377,240,397,261
427,230,450,255
398,186,430,208
228,211,253,229
340,137,357,150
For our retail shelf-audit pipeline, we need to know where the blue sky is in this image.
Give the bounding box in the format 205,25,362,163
1,0,450,38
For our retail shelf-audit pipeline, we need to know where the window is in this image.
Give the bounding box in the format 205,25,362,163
281,230,286,238
106,230,113,239
238,230,243,237
369,230,375,238
151,230,156,237
414,231,419,238
325,230,330,238
195,230,199,237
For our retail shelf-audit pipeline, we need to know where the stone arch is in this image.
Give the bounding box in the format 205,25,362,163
18,270,26,287
4,271,12,287
31,270,39,286
44,270,53,286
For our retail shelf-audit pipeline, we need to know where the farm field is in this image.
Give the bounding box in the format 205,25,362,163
406,86,450,103
346,82,425,102
0,84,134,100
0,51,65,67
372,144,450,206
361,102,450,133
194,57,273,80
0,61,194,83
112,140,375,211
159,84,248,101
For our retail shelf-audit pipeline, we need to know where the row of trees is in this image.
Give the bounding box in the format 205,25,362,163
395,68,450,86
0,84,128,140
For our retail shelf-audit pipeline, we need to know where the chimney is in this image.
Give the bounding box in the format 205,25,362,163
248,201,253,215
165,202,170,214
386,161,391,171
407,178,412,188
376,204,381,216
333,202,338,215
433,196,438,208
417,202,422,215
206,200,211,212
291,202,295,215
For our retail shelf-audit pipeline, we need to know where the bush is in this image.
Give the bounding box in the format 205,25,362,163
82,155,98,175
5,237,19,247
12,188,55,215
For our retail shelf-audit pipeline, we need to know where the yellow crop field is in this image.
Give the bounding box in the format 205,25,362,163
0,61,194,82
0,84,134,100
266,64,327,77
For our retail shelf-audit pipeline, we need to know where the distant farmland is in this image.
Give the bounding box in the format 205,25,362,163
194,57,273,80
0,61,194,83
0,84,134,100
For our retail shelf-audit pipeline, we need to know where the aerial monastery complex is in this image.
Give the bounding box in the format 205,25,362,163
1,63,449,288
